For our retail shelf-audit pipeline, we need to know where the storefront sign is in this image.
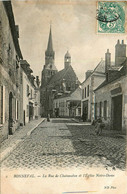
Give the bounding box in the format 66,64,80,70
111,87,122,95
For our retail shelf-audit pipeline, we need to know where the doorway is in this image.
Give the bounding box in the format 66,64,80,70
82,100,88,121
9,92,13,135
112,95,122,131
29,102,33,121
23,110,25,125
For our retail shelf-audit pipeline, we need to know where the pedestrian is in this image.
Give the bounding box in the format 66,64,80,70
47,113,50,122
95,118,105,135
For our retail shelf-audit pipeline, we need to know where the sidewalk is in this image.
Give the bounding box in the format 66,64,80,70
0,118,45,163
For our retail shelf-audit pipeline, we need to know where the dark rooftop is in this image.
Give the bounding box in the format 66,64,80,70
3,1,23,59
94,59,127,92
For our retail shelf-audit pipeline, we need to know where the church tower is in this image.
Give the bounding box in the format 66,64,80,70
64,51,71,69
41,26,57,86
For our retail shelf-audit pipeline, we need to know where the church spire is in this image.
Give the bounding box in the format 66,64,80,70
45,25,55,65
46,25,53,53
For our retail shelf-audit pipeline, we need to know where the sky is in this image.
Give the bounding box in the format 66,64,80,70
12,0,127,82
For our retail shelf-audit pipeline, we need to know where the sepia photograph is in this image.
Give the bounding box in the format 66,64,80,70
0,0,127,193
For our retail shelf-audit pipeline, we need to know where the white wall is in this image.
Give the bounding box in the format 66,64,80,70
95,75,127,132
22,71,35,124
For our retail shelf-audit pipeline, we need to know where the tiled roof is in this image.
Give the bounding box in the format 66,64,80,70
54,86,81,99
47,65,77,86
94,59,105,74
48,69,66,85
20,60,36,87
94,59,127,91
81,59,106,84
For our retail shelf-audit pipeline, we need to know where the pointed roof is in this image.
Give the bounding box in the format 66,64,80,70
65,51,71,58
46,25,53,52
47,65,80,86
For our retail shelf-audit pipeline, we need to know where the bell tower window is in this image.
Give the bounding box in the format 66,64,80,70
64,51,71,69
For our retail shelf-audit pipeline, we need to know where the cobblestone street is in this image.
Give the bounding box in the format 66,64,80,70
1,118,126,170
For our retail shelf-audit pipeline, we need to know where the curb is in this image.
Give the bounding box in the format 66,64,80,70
71,118,80,123
71,118,92,125
0,140,22,163
0,118,46,163
27,118,46,136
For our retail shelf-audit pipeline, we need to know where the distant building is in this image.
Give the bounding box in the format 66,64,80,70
40,27,80,117
34,76,40,120
20,60,40,125
81,59,106,122
0,1,23,141
53,86,81,118
94,40,127,134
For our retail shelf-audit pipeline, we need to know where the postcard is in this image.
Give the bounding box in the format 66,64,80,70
0,0,127,194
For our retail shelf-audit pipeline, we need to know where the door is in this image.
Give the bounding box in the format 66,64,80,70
29,102,33,121
23,110,25,125
83,100,88,121
112,95,122,130
9,92,13,135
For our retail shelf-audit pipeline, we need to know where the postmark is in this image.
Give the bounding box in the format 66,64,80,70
97,1,126,33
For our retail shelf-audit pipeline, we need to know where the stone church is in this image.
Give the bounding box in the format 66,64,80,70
40,27,80,117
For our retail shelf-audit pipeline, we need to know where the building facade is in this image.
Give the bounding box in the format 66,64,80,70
0,1,23,142
0,1,41,142
94,40,127,134
53,86,81,118
81,60,106,122
20,60,40,125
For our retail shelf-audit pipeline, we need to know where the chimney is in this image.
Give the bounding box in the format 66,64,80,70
115,39,126,66
85,70,93,80
15,25,19,38
122,40,124,44
105,49,111,73
36,76,40,87
117,39,120,44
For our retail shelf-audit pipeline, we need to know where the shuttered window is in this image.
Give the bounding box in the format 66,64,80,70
0,85,5,124
104,101,107,120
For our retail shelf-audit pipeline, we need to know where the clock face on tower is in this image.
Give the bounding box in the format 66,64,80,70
66,58,69,62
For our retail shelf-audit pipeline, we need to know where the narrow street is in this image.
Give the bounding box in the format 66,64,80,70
1,118,126,170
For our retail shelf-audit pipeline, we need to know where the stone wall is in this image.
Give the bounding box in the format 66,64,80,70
0,2,22,142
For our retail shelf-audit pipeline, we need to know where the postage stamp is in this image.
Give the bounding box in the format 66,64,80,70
97,1,126,33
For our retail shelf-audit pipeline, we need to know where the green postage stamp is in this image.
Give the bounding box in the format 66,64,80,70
97,1,126,33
